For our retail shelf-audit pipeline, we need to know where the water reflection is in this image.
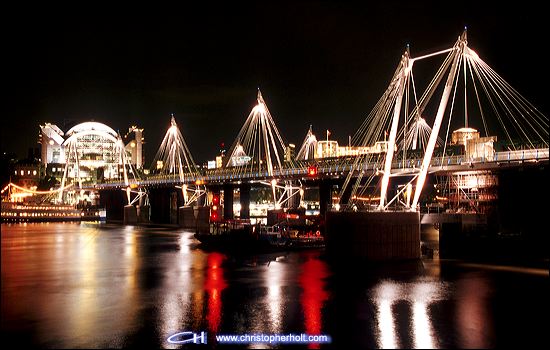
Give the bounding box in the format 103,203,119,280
372,280,444,349
159,232,200,349
2,223,547,348
410,282,440,349
456,273,493,348
265,258,286,333
374,281,401,349
298,254,330,349
204,252,227,333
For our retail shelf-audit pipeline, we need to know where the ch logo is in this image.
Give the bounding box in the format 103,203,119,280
167,331,208,344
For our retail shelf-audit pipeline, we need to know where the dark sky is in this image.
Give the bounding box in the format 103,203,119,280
3,2,547,164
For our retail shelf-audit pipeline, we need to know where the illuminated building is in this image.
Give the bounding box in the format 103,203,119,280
315,140,388,159
39,121,144,183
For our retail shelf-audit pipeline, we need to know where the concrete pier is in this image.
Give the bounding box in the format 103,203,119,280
239,183,251,219
178,205,210,231
223,184,234,220
178,206,195,228
326,211,420,261
194,206,210,233
123,205,138,225
137,205,150,223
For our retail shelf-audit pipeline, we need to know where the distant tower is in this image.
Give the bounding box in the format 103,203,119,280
125,126,144,169
39,123,65,166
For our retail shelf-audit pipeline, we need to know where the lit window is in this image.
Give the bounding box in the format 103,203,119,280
33,170,37,175
52,167,56,172
20,170,24,176
14,170,17,175
27,170,31,175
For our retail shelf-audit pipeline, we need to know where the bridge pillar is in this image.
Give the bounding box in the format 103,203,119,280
99,189,125,222
223,184,234,220
137,205,150,223
149,187,179,224
326,211,420,261
239,183,251,220
123,205,138,225
319,180,332,216
178,206,195,228
194,205,210,233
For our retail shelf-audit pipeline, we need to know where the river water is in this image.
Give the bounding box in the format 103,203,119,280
1,222,548,348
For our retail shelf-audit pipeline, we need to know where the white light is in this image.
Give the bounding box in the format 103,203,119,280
466,47,480,60
374,281,401,349
253,103,266,114
412,302,435,349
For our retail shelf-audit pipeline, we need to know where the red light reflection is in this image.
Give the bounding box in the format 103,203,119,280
204,252,227,333
298,254,330,349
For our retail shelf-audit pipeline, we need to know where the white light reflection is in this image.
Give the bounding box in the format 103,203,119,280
264,261,285,333
412,302,435,349
160,232,195,348
410,282,439,349
373,280,444,349
379,299,398,349
374,281,401,349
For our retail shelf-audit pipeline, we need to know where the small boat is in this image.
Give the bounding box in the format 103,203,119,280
194,219,324,252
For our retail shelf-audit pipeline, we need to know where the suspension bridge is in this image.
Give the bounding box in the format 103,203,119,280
4,29,548,259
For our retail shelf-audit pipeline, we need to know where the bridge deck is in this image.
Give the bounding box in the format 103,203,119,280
88,148,548,189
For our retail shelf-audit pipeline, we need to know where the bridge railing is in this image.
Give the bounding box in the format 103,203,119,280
89,148,548,187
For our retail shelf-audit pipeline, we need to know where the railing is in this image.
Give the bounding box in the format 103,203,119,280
87,147,548,188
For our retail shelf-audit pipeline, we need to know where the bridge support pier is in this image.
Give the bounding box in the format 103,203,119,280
223,184,234,220
239,183,251,220
99,189,126,221
137,205,150,223
194,206,210,233
149,188,181,224
178,206,195,228
326,211,420,261
319,180,332,216
123,205,138,225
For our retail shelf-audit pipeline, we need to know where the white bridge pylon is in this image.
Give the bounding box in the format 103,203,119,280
342,29,548,211
296,125,318,161
226,89,297,205
151,115,205,206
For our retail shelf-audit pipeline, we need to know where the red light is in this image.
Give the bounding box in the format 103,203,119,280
212,194,220,205
308,166,318,176
211,193,221,222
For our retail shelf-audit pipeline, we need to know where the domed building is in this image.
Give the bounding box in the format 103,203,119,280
40,121,144,184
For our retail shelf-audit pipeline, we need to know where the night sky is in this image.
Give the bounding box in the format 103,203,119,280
3,2,547,164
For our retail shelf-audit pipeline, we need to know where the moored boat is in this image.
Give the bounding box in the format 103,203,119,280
194,219,324,252
1,201,106,222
